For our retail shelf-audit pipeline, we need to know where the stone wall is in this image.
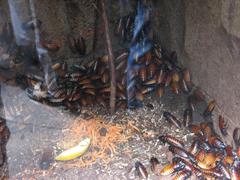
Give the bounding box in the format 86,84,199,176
156,0,240,144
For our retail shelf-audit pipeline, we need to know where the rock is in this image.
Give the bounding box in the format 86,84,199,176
155,0,240,145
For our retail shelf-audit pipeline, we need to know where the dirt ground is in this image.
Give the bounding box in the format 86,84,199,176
1,83,207,180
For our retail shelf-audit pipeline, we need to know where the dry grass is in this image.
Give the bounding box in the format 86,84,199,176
57,117,134,168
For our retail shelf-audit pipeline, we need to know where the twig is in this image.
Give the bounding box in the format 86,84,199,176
101,0,116,114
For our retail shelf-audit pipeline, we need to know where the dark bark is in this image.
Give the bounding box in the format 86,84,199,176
101,0,116,114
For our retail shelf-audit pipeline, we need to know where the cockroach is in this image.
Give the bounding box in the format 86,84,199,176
136,91,144,101
135,161,148,179
223,156,234,166
159,163,175,175
141,87,154,94
183,108,193,127
173,170,192,180
101,71,109,84
145,51,152,66
117,83,125,92
76,36,86,55
147,63,156,78
237,146,240,157
68,92,81,102
99,87,111,93
80,98,87,106
66,72,82,81
193,88,205,101
154,44,162,59
144,79,156,85
183,68,191,84
51,63,61,71
139,67,147,82
79,79,91,85
115,52,128,62
156,85,164,98
169,146,196,164
201,123,212,139
201,169,223,179
219,115,228,136
150,157,160,173
216,161,231,180
231,165,240,180
187,95,197,111
233,128,240,146
117,91,126,100
164,73,172,87
171,82,180,94
81,83,95,89
201,152,217,169
40,40,60,52
98,63,106,75
163,111,181,128
84,89,95,96
188,124,202,134
189,139,200,155
115,17,124,35
224,145,234,157
160,161,185,176
203,100,216,117
172,69,180,82
156,66,165,84
181,79,192,94
159,135,184,148
208,136,226,149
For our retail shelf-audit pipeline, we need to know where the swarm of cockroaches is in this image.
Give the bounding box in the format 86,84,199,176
132,104,240,180
24,39,194,112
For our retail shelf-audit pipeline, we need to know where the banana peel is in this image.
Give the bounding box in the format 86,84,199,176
55,137,91,161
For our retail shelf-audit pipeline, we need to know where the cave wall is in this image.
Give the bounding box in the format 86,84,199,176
156,0,240,143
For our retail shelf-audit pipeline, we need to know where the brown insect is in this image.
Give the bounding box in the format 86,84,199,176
219,115,228,136
150,157,160,174
68,35,86,55
183,108,193,127
156,66,165,84
135,161,148,179
145,51,152,66
84,89,95,96
156,85,164,98
101,71,110,84
233,128,240,146
163,111,181,129
203,100,216,117
159,163,176,176
136,91,144,101
40,40,60,52
183,69,191,85
193,87,205,102
159,135,184,148
169,146,196,164
208,136,226,149
188,139,200,155
173,170,192,180
115,17,124,35
164,73,172,87
147,63,156,78
171,82,180,94
172,69,180,82
139,66,147,82
231,165,240,180
144,79,156,85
